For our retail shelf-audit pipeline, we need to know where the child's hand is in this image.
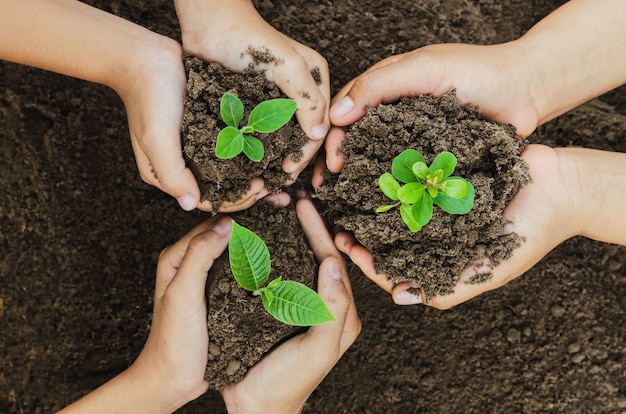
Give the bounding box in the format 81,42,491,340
175,0,331,181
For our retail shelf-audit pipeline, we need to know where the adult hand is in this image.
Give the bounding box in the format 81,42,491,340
335,144,626,309
175,0,331,180
222,197,361,413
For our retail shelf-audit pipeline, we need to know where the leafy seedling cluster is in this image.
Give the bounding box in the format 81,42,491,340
377,149,475,232
228,220,335,326
215,92,297,162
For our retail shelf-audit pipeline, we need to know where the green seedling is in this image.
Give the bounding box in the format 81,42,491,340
228,220,335,326
376,149,475,232
215,92,297,162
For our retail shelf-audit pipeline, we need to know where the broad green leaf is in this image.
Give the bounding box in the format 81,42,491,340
248,99,297,133
376,203,399,213
229,221,271,291
391,149,425,183
434,182,475,214
411,192,433,226
412,161,429,180
243,135,264,162
215,127,244,159
427,186,439,198
441,177,469,199
261,280,335,326
429,151,457,178
400,203,422,232
378,172,400,201
397,182,425,205
220,92,244,128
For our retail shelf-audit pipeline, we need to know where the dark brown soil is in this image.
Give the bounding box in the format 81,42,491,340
182,56,307,211
318,93,529,299
205,201,314,390
1,1,625,413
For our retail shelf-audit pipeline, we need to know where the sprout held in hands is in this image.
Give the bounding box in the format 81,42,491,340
228,220,335,326
215,92,297,162
376,149,475,232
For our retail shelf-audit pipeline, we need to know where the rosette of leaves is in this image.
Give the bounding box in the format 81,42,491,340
376,149,475,232
215,92,297,162
228,220,335,326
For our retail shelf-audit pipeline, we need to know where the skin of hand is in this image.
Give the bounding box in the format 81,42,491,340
334,144,626,309
174,0,331,181
0,0,269,213
222,197,361,414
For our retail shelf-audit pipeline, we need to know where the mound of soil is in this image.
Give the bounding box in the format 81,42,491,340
319,94,530,299
205,201,315,390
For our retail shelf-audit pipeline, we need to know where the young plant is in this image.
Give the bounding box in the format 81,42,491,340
215,92,297,162
228,220,335,326
376,149,475,232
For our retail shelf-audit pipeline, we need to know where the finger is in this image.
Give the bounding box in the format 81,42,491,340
131,132,201,212
282,136,324,175
311,150,327,190
334,231,393,294
295,198,341,263
216,178,267,213
164,217,232,305
262,191,291,208
324,126,346,173
155,215,229,301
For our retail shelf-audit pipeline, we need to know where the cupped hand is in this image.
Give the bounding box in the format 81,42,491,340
176,1,331,180
319,42,540,180
222,197,361,413
335,144,582,309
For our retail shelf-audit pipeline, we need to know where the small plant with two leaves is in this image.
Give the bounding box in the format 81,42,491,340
228,220,335,326
215,92,297,162
376,149,475,232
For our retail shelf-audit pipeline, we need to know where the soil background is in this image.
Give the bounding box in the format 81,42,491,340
1,0,625,413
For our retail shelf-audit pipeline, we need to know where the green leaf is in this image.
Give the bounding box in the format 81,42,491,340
220,92,244,128
248,99,297,133
229,221,271,291
391,149,425,183
243,135,264,162
429,151,457,178
376,203,399,213
441,177,469,199
412,161,429,180
261,280,336,326
427,186,439,198
434,182,475,214
400,203,423,232
215,126,244,159
411,192,433,226
378,173,401,201
397,182,425,205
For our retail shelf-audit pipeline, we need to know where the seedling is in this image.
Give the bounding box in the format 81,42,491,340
228,220,335,326
215,92,297,162
376,149,475,232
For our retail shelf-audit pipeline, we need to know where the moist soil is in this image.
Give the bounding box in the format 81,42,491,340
1,1,625,413
318,93,529,299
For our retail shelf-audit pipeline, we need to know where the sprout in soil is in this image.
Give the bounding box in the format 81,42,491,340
376,149,475,232
215,92,297,162
228,220,335,326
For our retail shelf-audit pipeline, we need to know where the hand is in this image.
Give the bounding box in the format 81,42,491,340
316,42,540,182
175,0,331,180
222,197,361,413
334,144,587,309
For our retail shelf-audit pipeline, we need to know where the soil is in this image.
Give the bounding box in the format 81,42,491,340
205,202,315,390
318,93,530,299
1,0,625,414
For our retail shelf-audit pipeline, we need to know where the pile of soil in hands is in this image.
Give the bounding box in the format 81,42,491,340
182,55,308,211
205,200,317,390
318,93,531,299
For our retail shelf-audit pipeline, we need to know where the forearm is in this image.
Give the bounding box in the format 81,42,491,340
513,0,626,126
0,0,170,92
558,147,626,246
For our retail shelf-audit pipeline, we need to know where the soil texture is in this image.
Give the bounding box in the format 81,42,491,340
1,0,625,413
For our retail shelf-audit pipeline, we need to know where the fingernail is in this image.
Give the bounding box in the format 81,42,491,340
395,290,422,305
177,193,196,211
311,123,328,140
330,96,355,119
212,218,232,237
